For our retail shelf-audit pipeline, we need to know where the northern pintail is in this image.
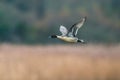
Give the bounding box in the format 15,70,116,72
50,17,86,43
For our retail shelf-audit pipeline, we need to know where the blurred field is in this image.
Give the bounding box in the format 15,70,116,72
0,44,120,80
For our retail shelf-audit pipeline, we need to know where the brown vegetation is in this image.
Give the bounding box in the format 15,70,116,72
0,44,120,80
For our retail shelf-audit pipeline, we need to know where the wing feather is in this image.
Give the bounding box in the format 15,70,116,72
68,17,86,37
60,25,68,36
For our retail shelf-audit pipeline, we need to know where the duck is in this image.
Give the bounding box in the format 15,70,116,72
50,17,86,43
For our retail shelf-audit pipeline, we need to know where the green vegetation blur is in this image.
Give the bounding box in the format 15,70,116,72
0,0,120,44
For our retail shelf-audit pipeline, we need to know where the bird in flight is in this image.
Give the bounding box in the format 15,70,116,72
49,17,86,43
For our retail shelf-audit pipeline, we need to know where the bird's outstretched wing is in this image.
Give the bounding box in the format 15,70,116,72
59,25,68,36
68,17,86,37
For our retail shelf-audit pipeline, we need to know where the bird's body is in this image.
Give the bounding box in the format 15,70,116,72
50,17,86,43
57,36,78,43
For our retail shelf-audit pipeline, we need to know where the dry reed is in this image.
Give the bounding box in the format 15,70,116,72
0,44,120,80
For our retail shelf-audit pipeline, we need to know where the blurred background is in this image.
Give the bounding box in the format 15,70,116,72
0,0,120,44
0,1,120,80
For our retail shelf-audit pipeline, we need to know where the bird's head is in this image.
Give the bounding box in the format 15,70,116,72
49,35,57,38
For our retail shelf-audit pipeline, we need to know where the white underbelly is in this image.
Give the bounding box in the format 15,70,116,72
57,36,78,42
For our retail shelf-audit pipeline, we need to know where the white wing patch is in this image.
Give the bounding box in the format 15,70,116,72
60,25,68,36
76,22,84,29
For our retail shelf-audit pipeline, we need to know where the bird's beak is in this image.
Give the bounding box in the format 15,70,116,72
48,36,51,38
